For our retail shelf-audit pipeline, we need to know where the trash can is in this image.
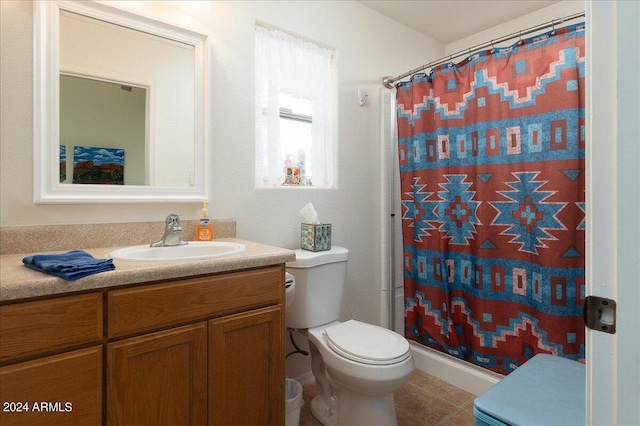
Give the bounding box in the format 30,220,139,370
285,378,304,426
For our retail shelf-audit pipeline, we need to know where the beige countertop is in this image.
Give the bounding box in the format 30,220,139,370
0,238,296,303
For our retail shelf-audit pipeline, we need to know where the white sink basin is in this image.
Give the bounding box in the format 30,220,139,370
109,241,246,262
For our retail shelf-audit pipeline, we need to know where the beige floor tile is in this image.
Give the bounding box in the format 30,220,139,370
436,400,476,426
395,382,459,426
408,369,476,407
436,408,475,426
299,382,322,426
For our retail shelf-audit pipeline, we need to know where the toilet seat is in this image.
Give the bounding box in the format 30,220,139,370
323,320,411,365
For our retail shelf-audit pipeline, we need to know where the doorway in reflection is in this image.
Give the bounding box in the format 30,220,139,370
60,74,147,185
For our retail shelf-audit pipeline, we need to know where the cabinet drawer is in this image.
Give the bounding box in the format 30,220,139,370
108,266,283,338
0,345,103,426
0,293,103,363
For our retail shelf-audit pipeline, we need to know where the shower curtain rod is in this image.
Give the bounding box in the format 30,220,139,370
382,11,585,88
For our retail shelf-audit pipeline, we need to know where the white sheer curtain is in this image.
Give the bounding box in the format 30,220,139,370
255,26,334,188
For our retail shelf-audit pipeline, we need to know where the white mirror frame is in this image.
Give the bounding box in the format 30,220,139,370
34,0,209,203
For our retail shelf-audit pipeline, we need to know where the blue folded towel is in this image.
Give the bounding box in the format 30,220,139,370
22,250,115,281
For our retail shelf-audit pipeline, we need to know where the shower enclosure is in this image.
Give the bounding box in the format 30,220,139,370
382,20,586,379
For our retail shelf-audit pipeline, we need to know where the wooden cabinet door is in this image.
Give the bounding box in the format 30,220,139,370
208,305,284,426
107,323,207,426
0,346,102,426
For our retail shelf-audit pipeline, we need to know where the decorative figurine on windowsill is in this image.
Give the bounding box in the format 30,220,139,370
283,166,301,185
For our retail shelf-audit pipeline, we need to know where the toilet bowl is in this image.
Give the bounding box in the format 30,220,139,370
304,320,414,426
286,247,414,426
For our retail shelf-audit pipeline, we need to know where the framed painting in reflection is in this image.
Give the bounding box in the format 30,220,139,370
73,146,124,185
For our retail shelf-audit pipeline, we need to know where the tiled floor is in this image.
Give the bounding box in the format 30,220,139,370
298,369,476,426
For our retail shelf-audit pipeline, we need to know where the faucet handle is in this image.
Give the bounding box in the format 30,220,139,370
166,213,181,227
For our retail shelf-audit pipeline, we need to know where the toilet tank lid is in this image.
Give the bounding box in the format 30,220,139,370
286,246,348,268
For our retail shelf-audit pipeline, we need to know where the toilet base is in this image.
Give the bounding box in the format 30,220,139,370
338,387,397,426
310,395,337,426
310,389,398,426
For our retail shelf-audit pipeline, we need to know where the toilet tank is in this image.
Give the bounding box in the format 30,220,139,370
285,247,348,329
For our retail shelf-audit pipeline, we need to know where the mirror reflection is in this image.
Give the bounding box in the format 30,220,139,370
58,8,197,187
60,75,146,185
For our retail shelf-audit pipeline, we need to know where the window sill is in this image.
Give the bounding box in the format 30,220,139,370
255,184,335,190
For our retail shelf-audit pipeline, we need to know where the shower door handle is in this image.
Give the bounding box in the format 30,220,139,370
583,296,617,334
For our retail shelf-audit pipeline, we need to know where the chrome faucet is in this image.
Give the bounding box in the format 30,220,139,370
151,214,188,247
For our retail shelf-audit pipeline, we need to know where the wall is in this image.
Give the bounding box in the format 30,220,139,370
445,0,585,54
207,1,441,379
0,1,441,379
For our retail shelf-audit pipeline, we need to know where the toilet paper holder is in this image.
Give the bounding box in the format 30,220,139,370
285,271,295,306
285,272,295,289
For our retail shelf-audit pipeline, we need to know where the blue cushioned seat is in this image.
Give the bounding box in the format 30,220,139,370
474,354,585,426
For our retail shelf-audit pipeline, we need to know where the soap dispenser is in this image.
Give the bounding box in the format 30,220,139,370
196,202,214,241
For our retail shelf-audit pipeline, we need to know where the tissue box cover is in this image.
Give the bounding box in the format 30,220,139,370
473,354,584,426
301,223,331,252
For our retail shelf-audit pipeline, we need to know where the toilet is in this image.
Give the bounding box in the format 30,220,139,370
286,247,414,426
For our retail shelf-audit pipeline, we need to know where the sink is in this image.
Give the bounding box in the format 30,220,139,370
109,241,246,262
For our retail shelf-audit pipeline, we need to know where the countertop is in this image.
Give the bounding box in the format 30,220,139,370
0,238,296,303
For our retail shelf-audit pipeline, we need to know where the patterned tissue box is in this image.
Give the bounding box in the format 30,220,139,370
301,223,331,252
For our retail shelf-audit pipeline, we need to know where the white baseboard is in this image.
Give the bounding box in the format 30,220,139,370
409,342,503,396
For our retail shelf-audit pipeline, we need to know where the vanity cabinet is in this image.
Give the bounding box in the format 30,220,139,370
0,294,104,426
105,265,285,426
0,264,286,426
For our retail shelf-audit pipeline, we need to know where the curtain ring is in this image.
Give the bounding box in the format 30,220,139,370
490,39,496,54
551,21,556,36
518,31,523,46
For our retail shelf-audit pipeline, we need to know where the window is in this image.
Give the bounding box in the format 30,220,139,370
279,94,312,185
255,26,335,188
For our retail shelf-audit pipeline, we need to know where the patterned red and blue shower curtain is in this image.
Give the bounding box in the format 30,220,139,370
396,23,585,375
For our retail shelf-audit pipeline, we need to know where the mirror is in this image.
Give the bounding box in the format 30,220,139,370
34,0,209,203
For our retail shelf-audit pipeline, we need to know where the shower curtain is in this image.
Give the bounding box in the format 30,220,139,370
396,23,585,374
